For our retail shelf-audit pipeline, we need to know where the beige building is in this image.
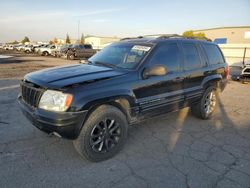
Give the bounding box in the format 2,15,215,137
84,36,120,49
193,26,250,44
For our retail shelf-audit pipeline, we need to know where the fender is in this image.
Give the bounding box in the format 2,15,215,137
78,89,136,109
201,74,222,88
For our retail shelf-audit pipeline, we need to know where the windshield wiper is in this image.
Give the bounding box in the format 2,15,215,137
94,61,117,68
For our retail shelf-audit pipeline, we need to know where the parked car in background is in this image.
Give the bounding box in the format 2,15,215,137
0,44,4,49
51,46,62,57
34,44,49,53
65,44,96,60
23,45,33,53
4,45,14,50
38,45,56,56
16,45,25,51
57,44,73,58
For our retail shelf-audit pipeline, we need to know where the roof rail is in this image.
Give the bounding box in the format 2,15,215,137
157,34,211,41
120,36,144,41
156,34,184,39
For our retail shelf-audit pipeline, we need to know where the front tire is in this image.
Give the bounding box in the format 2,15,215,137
191,86,218,119
73,105,128,162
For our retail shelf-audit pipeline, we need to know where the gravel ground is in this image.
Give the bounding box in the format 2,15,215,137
0,49,77,79
0,51,250,188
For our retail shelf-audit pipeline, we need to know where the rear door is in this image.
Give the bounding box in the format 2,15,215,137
181,42,207,104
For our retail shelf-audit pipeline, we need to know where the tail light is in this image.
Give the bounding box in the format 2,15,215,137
225,64,230,79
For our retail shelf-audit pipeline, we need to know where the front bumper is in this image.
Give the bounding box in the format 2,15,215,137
18,96,87,139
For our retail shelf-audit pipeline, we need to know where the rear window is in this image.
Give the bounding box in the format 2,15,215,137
203,44,224,65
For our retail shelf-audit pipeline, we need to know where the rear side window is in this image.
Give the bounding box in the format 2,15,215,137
203,44,224,65
182,43,201,70
84,45,92,49
148,43,181,74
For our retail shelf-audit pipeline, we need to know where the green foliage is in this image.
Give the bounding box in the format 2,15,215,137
21,36,30,44
182,30,194,38
182,30,209,40
80,33,85,44
66,34,71,44
53,37,58,44
9,40,19,44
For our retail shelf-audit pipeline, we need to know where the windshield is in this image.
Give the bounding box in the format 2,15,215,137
89,43,152,69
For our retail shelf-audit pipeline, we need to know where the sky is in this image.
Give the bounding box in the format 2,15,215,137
0,0,250,43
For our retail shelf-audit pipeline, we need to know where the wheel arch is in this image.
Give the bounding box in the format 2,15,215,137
201,74,222,91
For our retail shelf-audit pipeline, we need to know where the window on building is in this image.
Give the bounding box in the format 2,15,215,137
214,38,227,44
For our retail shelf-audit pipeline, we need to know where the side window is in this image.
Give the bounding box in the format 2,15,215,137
84,45,92,49
203,44,224,65
182,43,201,70
148,43,181,74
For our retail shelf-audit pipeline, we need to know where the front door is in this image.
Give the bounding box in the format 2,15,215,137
133,42,185,117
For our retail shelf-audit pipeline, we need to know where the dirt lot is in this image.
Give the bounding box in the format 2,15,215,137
0,49,77,79
0,51,250,188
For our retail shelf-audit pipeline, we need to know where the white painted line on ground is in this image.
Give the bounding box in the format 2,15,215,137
0,84,19,91
0,55,13,59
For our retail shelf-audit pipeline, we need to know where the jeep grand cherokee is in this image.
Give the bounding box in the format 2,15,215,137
18,35,228,162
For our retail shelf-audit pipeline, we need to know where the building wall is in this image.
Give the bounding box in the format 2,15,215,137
194,26,250,43
219,44,250,66
85,36,120,49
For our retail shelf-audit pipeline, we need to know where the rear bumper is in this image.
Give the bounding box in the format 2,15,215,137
18,96,87,139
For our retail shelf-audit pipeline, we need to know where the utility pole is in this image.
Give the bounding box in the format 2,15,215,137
78,20,80,42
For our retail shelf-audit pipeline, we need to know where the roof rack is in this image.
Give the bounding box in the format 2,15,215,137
120,36,144,41
157,34,211,41
156,34,184,39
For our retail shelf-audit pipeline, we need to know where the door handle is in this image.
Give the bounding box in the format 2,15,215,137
173,77,185,83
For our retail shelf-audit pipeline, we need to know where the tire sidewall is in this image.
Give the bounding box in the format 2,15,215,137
200,86,218,119
76,106,128,162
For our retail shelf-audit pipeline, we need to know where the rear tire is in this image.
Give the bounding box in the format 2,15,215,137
191,86,218,119
73,105,128,162
42,51,49,56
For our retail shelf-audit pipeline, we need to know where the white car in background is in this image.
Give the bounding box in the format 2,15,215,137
16,45,26,51
35,44,49,53
38,45,57,56
4,45,14,50
23,45,33,53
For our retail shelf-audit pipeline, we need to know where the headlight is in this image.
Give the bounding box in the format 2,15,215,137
39,90,73,112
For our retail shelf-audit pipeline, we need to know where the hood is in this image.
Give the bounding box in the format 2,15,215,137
25,64,127,89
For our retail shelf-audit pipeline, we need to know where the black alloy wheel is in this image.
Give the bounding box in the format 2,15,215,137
90,118,121,153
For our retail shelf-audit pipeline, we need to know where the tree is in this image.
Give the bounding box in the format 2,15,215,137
182,30,195,38
9,40,19,44
49,40,54,45
80,33,85,44
66,34,71,44
182,30,209,40
53,37,58,44
21,36,30,44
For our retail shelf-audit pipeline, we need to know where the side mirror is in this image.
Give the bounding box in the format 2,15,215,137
143,65,167,79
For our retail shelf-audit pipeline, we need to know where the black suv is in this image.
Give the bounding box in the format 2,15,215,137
18,35,228,162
